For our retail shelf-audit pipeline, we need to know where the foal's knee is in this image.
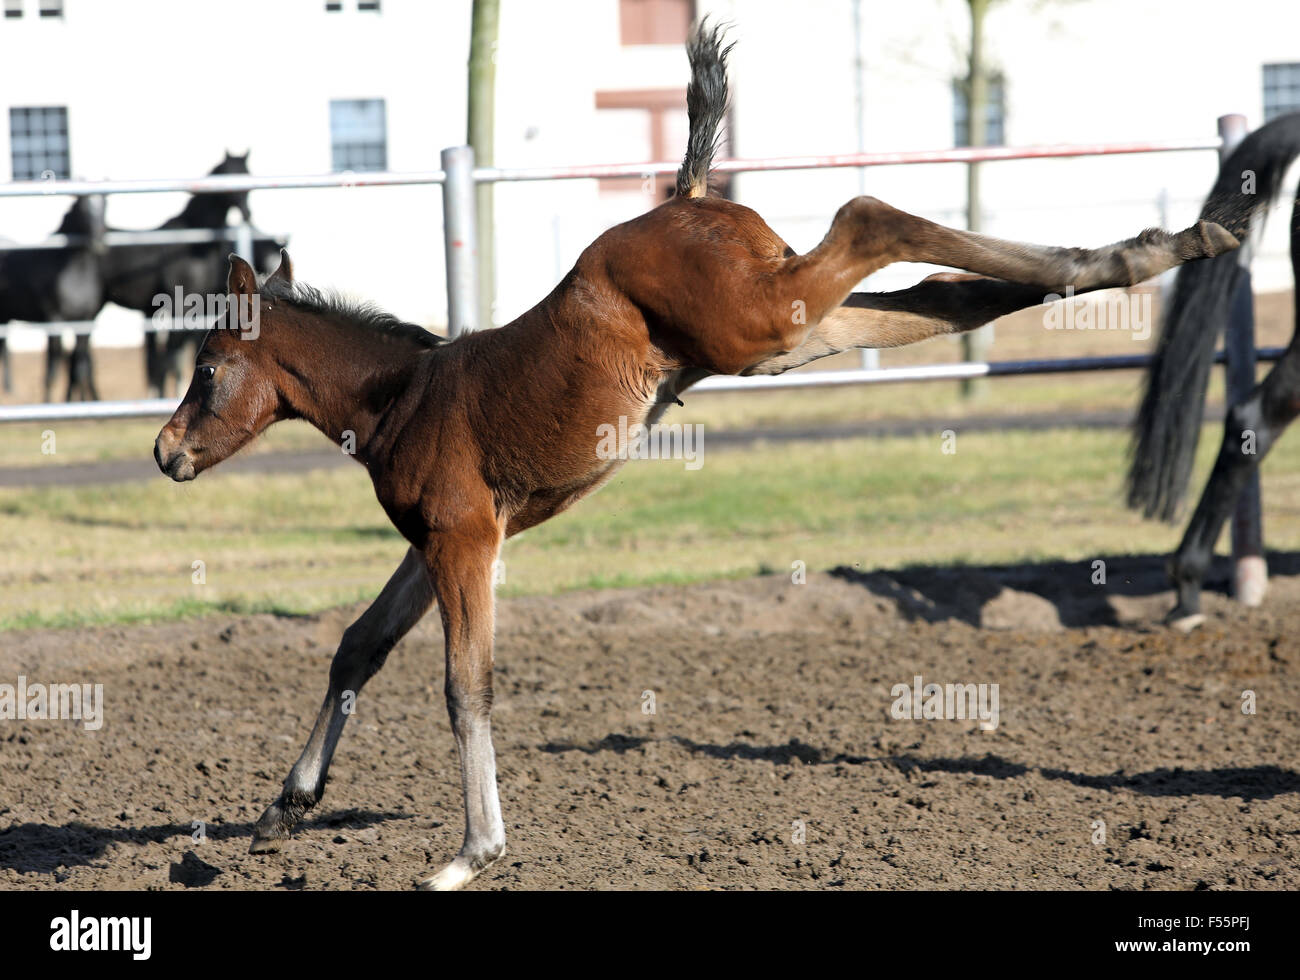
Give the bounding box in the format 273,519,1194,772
444,682,494,727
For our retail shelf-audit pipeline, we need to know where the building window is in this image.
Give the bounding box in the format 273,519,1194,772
357,0,380,10
4,0,22,19
330,99,387,172
953,74,1005,147
39,0,62,17
594,88,731,201
325,1,342,10
10,106,70,181
619,0,693,46
1264,63,1300,123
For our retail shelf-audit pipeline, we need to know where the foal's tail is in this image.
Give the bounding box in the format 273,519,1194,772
676,20,733,199
1126,111,1300,521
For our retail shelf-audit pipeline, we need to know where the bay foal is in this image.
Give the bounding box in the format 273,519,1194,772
155,25,1242,889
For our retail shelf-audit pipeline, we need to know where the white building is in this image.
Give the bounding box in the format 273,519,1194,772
2,0,1299,352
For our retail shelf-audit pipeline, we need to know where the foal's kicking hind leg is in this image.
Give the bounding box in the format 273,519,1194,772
748,196,1239,376
250,547,435,852
780,196,1239,327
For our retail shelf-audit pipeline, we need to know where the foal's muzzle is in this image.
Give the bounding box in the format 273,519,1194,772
154,428,197,482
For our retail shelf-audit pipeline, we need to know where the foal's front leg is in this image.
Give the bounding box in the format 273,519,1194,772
250,546,435,852
417,520,506,891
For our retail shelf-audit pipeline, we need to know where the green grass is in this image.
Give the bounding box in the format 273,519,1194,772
4,422,1299,631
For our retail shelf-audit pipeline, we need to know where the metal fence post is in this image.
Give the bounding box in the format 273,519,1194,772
441,145,479,338
1217,113,1267,606
233,221,254,263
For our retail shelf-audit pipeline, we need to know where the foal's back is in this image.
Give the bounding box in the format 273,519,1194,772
404,195,793,535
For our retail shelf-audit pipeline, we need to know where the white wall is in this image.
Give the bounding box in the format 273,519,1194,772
2,0,1298,353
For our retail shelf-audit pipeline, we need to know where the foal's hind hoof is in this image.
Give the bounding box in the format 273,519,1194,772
1180,220,1240,259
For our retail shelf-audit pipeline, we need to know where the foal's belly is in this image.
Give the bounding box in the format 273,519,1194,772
503,369,689,538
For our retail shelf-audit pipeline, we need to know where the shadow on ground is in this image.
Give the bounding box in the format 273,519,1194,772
826,550,1300,629
0,808,414,875
541,734,1300,802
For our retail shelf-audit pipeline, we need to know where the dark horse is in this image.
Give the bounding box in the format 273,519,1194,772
101,152,285,397
1127,111,1300,629
0,153,282,401
155,25,1241,889
0,195,105,400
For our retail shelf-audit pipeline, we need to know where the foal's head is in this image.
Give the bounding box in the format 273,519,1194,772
153,252,291,482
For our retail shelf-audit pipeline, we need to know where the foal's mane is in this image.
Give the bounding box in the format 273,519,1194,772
260,276,445,349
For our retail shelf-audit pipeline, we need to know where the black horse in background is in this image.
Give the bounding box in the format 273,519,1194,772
0,195,105,400
1127,111,1300,628
102,152,284,397
0,152,285,400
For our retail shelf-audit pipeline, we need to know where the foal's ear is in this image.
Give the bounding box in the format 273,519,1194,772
267,248,294,285
227,254,258,297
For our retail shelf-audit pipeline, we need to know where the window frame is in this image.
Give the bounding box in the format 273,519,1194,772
1263,63,1300,123
9,105,71,182
953,73,1007,148
329,98,388,173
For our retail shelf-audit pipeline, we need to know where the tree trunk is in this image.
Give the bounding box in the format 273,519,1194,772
468,0,499,330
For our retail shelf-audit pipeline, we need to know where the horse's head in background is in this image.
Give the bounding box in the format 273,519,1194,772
178,151,253,228
215,151,252,223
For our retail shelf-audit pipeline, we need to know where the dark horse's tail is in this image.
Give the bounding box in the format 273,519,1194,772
1126,112,1300,520
676,20,733,199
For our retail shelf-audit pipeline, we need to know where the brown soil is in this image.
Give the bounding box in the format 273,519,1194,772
2,556,1297,891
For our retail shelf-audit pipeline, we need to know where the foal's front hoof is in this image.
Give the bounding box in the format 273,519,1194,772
1164,600,1205,633
416,847,504,891
248,834,285,855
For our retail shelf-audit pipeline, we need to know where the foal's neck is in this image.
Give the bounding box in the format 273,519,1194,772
270,309,426,461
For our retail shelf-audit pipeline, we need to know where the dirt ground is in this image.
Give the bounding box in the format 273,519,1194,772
1,554,1297,892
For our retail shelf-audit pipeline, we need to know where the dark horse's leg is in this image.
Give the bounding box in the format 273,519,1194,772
250,547,435,852
1166,339,1300,629
164,331,191,396
67,334,99,401
144,329,164,398
43,334,62,402
0,337,11,394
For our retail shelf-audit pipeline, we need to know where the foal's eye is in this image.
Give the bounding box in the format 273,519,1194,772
198,365,216,382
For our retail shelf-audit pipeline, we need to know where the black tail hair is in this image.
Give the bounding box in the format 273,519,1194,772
675,19,733,199
1126,111,1300,520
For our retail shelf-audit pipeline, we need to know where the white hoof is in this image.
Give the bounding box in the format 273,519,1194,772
1234,556,1268,608
1169,612,1206,634
415,849,503,892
